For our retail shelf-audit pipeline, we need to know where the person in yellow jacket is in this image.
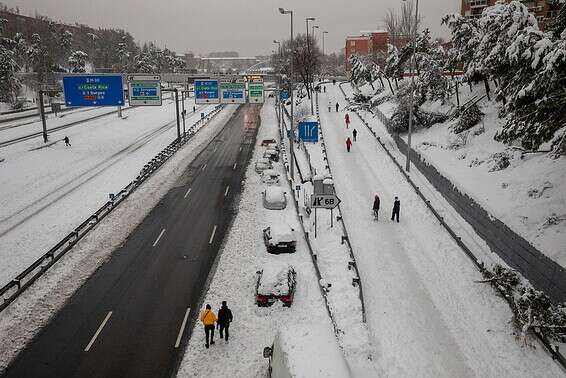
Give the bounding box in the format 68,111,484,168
200,304,218,348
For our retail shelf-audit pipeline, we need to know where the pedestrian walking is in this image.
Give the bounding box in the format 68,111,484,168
335,102,339,112
323,86,326,93
328,101,332,112
64,136,71,147
391,196,400,223
372,194,380,220
346,137,352,152
193,105,196,113
200,304,217,348
217,301,233,343
353,128,358,141
345,113,350,129
333,79,336,85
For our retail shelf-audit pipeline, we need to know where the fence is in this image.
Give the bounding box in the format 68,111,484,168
0,105,224,313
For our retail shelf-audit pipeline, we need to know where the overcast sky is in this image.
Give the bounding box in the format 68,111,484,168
5,0,460,56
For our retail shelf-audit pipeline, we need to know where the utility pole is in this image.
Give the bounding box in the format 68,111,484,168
279,7,295,181
174,88,181,141
306,17,316,115
38,90,48,143
405,0,419,172
322,31,328,56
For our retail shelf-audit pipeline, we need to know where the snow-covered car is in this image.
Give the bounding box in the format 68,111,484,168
255,265,296,307
263,186,287,210
261,138,277,147
263,224,296,254
255,158,273,173
263,148,279,162
261,169,280,185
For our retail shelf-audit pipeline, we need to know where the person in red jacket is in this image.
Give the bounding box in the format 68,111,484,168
346,137,352,152
345,113,350,129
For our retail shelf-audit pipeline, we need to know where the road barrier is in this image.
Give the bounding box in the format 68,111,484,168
338,81,566,369
0,105,224,313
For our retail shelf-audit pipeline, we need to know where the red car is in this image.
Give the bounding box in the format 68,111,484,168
255,266,297,307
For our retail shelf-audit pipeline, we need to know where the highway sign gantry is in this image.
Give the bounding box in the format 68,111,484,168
311,193,341,209
127,75,162,106
63,74,124,107
248,82,264,103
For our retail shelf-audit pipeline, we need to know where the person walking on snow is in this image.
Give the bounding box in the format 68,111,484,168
345,113,350,129
391,196,400,223
373,194,380,220
217,301,233,343
328,101,332,112
64,136,71,147
335,102,339,112
346,137,352,152
200,304,217,348
353,128,358,141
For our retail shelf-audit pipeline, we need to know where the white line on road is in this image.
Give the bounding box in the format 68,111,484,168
239,146,242,152
224,185,230,197
84,311,113,352
209,225,217,245
233,162,237,170
174,307,191,348
201,163,207,171
184,188,192,199
153,229,166,247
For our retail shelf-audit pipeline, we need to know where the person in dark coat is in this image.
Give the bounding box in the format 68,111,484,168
64,136,71,147
217,301,233,343
335,102,339,112
345,113,350,129
346,137,352,152
352,128,358,141
391,196,400,222
372,194,380,220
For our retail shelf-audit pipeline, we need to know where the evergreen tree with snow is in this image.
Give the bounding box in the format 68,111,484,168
68,50,88,73
0,18,21,107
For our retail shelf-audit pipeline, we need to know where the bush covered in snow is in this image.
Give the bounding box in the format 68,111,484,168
452,103,484,134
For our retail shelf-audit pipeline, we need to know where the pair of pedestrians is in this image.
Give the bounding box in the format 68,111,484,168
373,195,400,222
199,301,233,348
345,129,358,153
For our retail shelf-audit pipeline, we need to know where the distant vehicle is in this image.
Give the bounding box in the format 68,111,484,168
255,265,296,307
263,224,296,254
255,158,273,173
261,138,277,147
263,324,351,378
263,148,279,162
261,169,280,185
263,186,287,210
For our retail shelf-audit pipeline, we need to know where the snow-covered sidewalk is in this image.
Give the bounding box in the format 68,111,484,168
317,87,562,376
177,100,341,377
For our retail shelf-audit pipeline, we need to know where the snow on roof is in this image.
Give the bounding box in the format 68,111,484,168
360,29,388,34
257,264,293,296
265,186,285,204
262,169,278,177
275,323,351,378
269,223,295,244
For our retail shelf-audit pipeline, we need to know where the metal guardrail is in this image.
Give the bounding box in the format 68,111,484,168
0,105,224,313
338,81,566,370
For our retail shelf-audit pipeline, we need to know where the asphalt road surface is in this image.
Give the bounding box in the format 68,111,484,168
3,104,260,378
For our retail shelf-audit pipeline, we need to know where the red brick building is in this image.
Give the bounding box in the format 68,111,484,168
460,0,561,30
345,30,396,61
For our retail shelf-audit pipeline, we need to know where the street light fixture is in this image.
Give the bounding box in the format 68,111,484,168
306,17,316,115
402,0,419,172
279,7,295,181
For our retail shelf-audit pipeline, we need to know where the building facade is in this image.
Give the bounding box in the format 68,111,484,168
460,0,561,30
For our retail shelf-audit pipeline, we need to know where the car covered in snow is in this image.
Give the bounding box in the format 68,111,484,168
263,186,287,210
255,158,273,173
255,265,296,307
263,148,279,162
263,224,296,254
261,169,280,185
261,138,277,147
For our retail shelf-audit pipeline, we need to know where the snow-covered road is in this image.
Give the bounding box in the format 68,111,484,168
0,98,213,286
318,87,562,376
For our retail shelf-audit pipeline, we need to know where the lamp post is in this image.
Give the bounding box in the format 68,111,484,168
279,7,295,181
273,39,281,56
306,17,316,115
403,0,419,172
322,31,328,55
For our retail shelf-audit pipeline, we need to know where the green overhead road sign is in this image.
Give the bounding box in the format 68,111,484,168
248,82,264,103
220,82,246,104
127,75,162,106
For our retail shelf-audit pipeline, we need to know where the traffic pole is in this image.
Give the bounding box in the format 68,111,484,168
174,88,181,141
181,91,186,136
39,90,48,143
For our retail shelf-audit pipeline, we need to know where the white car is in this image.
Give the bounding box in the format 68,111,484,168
261,169,280,185
263,186,287,210
255,158,273,173
263,224,296,254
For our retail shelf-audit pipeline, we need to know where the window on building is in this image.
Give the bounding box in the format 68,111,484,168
350,41,355,47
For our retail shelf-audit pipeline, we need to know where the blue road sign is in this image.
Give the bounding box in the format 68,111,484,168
298,120,319,143
280,90,289,101
195,79,220,104
63,75,124,107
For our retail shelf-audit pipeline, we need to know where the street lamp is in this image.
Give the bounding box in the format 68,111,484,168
322,31,328,55
306,17,316,115
279,7,295,181
403,0,419,172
